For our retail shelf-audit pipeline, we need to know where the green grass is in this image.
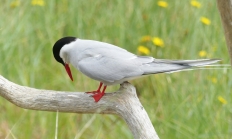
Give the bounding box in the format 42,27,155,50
0,0,231,138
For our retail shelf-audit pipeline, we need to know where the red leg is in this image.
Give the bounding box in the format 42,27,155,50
86,82,103,94
96,82,103,92
86,82,107,102
102,86,107,94
91,85,107,102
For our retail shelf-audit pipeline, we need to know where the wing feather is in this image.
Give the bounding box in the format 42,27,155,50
77,55,144,83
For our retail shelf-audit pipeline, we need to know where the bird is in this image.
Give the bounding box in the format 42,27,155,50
52,36,220,102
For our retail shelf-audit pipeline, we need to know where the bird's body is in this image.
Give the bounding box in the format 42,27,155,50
53,37,220,102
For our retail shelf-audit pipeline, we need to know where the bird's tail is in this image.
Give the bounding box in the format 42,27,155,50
142,59,221,75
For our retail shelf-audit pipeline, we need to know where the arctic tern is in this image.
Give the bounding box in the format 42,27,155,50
52,37,220,102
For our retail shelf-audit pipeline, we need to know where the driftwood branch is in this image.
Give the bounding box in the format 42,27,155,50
0,75,159,139
217,0,232,66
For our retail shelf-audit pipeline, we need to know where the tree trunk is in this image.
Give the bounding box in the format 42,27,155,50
217,0,232,66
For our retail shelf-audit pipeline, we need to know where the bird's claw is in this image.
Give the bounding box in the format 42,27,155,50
85,91,104,102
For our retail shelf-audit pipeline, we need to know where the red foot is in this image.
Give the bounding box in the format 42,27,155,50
87,91,104,102
86,82,107,102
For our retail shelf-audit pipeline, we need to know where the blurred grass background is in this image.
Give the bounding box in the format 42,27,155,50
0,0,231,138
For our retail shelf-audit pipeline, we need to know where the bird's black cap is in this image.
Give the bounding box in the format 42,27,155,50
52,36,76,66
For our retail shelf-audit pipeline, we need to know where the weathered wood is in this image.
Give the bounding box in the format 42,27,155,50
217,0,232,66
0,75,159,139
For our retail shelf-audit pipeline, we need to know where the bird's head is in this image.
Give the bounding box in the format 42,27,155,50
52,36,76,81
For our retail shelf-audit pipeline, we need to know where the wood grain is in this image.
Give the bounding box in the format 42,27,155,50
0,75,159,139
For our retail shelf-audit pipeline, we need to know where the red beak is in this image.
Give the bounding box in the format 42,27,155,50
65,64,73,81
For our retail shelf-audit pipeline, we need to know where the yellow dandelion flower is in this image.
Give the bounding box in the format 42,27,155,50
211,77,217,84
191,0,201,8
218,96,227,105
198,50,207,57
152,37,164,47
10,0,20,8
138,46,150,55
140,36,152,42
158,1,168,8
31,0,45,6
201,17,211,25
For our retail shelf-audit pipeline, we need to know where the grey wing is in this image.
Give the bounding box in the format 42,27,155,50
77,55,145,83
72,40,155,83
